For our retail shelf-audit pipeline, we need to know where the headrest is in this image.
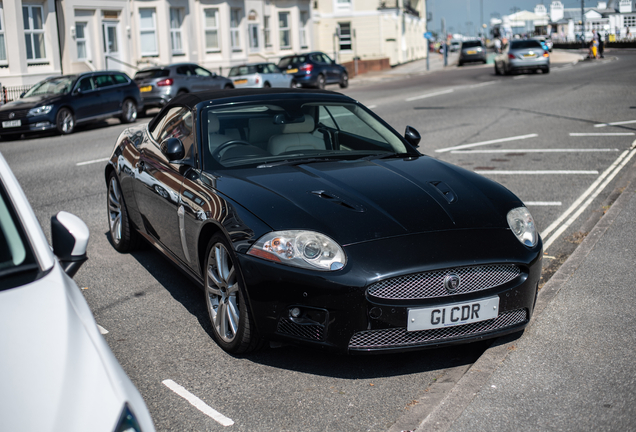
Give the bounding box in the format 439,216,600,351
281,116,314,134
208,112,220,133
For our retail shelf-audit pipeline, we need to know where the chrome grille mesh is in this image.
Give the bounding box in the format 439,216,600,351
367,265,521,300
349,309,527,350
0,109,29,121
277,318,325,341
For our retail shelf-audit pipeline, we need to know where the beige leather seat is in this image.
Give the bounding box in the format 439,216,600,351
208,112,238,155
267,116,325,155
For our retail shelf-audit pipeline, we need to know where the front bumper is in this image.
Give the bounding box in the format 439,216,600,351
0,115,56,135
238,229,542,354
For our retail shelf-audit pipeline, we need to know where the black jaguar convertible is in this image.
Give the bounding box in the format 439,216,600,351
105,89,542,354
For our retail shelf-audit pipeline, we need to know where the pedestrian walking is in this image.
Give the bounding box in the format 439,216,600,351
599,31,605,58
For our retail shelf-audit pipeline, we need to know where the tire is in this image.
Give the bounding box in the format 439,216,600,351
290,79,297,88
224,84,234,89
107,172,141,252
263,82,271,88
204,233,262,354
495,63,501,75
543,66,550,74
458,61,463,67
316,74,325,89
120,99,137,124
339,73,349,89
56,108,75,135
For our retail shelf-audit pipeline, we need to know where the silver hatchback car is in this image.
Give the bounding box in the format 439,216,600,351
458,40,487,66
494,39,550,75
228,63,294,89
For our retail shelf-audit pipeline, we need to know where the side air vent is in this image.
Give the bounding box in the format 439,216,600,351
310,190,365,212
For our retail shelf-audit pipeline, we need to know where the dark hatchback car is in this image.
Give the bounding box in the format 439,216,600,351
134,63,233,115
0,71,141,138
458,40,487,66
105,89,542,355
278,52,348,89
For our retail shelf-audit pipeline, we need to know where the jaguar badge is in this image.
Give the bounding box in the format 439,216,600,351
444,274,461,293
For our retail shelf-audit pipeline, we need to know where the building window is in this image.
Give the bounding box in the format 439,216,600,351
23,5,46,61
170,8,184,54
264,16,272,48
139,8,158,56
279,12,291,49
336,0,352,10
230,9,241,51
339,22,352,51
204,8,220,52
249,23,259,51
0,4,6,63
300,11,309,49
75,22,88,60
625,15,636,27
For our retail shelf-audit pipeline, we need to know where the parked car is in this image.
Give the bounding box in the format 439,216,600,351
532,36,553,52
458,40,487,66
494,39,550,75
105,88,542,355
134,63,233,115
450,40,461,52
0,152,155,432
228,63,294,89
278,52,348,89
0,71,141,138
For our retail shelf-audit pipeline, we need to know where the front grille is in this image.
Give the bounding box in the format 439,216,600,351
348,308,527,350
0,109,29,121
277,318,325,341
367,265,520,300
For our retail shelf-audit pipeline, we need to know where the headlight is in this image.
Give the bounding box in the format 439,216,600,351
507,207,538,247
27,105,53,116
247,230,346,271
114,404,142,432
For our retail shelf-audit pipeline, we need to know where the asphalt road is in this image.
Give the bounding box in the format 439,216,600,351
2,49,635,431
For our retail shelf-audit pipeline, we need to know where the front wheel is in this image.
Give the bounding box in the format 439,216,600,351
120,99,137,124
316,74,325,89
205,234,261,354
107,172,141,252
56,108,75,134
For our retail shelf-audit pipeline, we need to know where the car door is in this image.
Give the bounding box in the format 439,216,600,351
70,76,99,121
93,74,119,114
133,105,194,263
191,65,222,91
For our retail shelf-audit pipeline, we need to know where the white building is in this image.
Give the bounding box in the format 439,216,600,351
549,0,636,41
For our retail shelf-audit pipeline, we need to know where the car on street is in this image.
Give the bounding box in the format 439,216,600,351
494,39,550,75
278,52,348,89
105,88,542,355
532,36,553,52
458,40,488,66
450,40,461,52
0,152,155,432
228,63,294,89
0,71,141,138
134,63,234,115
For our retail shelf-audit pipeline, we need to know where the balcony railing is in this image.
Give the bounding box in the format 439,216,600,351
378,0,420,17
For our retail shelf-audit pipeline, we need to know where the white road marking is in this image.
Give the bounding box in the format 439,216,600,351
97,325,109,335
513,75,527,80
162,379,234,426
542,141,636,250
469,81,496,88
570,133,635,136
436,134,538,153
474,170,598,175
76,157,110,166
594,119,636,128
451,148,619,154
405,89,454,102
367,105,378,109
525,201,562,206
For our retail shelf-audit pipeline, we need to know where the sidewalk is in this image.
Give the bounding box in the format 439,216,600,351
414,152,636,432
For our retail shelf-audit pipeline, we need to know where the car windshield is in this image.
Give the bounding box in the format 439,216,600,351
23,77,75,97
0,181,38,288
135,69,170,80
510,40,543,49
202,100,409,169
278,56,307,68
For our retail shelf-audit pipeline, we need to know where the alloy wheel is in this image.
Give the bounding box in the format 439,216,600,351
206,242,240,343
108,177,122,244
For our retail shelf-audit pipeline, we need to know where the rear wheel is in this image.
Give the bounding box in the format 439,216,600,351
56,108,75,135
494,63,501,75
339,73,349,88
120,99,137,124
543,66,550,74
263,82,271,88
107,172,141,252
224,84,233,90
204,233,262,354
316,74,325,89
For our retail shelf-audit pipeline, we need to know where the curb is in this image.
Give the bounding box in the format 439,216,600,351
409,156,636,432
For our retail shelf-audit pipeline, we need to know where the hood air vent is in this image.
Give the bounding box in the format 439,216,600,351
430,181,457,204
310,190,365,212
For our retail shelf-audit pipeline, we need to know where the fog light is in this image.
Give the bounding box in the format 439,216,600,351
35,122,50,128
290,307,301,318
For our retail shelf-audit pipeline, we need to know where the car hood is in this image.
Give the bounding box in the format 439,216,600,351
216,156,522,246
0,94,61,110
0,264,149,432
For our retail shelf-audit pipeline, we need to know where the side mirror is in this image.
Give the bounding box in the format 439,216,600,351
161,137,185,161
73,88,82,95
20,92,25,98
404,125,421,147
51,211,89,278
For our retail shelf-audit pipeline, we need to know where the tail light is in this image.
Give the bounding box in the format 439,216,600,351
256,76,260,84
156,78,174,87
508,54,516,60
299,64,313,73
543,51,549,58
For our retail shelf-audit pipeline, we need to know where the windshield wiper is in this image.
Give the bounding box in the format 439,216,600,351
360,152,412,161
257,157,345,168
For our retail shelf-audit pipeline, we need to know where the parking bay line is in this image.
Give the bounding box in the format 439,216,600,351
451,148,618,154
436,134,538,153
570,133,635,136
595,120,636,128
405,89,454,102
162,379,234,427
474,170,599,175
541,141,636,250
525,202,562,206
76,157,110,166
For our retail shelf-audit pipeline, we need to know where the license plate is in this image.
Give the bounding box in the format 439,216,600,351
286,68,298,74
467,50,477,55
233,79,248,84
407,296,499,331
139,85,152,92
2,120,21,128
523,53,536,58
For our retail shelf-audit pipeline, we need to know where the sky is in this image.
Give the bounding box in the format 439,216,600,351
427,0,602,36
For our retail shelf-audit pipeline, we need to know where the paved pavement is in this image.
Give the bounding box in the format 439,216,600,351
408,145,636,431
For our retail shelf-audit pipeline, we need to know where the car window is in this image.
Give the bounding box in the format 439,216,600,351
77,77,94,92
24,76,76,97
150,106,195,159
268,64,282,73
319,105,387,143
510,40,543,49
112,74,128,84
462,41,482,48
311,54,326,64
94,74,115,88
176,66,191,76
192,66,212,77
321,53,334,64
135,69,170,79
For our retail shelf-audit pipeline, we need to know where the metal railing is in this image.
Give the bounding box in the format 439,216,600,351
1,85,32,104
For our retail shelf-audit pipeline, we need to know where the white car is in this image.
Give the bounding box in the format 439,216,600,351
0,152,155,432
228,63,294,88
